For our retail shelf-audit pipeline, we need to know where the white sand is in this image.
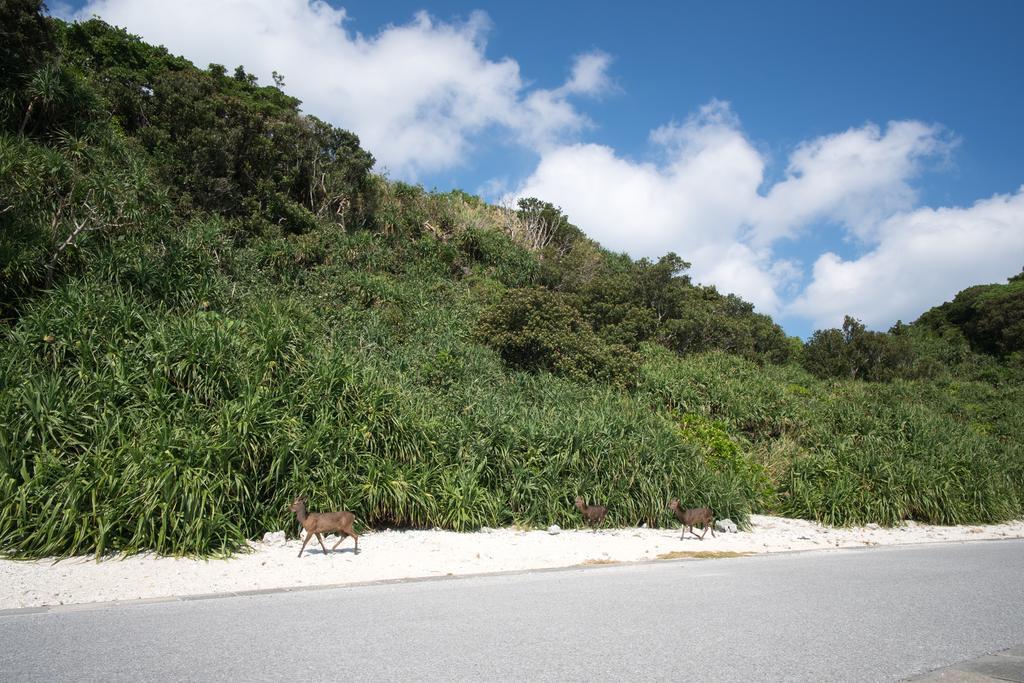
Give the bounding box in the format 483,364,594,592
3,515,1023,610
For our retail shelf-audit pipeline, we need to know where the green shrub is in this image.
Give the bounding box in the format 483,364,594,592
801,316,914,382
455,227,538,287
677,413,774,513
478,287,637,387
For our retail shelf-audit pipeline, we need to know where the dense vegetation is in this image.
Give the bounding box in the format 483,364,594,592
1,3,1021,557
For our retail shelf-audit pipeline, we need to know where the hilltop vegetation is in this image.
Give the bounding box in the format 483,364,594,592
1,3,1022,557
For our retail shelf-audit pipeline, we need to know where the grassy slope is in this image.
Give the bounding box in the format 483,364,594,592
2,200,1021,557
0,12,1021,557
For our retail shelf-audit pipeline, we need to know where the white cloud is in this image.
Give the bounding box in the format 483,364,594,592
787,188,1024,330
510,102,762,257
559,52,615,96
752,120,956,245
72,0,612,177
511,101,1022,326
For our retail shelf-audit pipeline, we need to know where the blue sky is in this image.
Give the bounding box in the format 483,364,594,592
59,1,1024,337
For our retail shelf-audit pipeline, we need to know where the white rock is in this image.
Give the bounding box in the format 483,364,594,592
865,523,881,530
715,519,739,534
547,524,561,535
262,531,286,545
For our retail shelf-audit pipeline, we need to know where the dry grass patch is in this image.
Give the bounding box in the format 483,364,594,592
579,558,620,566
656,550,752,561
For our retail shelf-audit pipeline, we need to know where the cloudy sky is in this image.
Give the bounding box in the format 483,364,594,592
58,0,1024,337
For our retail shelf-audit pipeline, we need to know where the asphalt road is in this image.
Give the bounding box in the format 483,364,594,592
2,541,1023,681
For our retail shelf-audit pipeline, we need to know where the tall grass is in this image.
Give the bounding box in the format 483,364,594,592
0,219,769,557
2,171,1022,558
638,347,1024,526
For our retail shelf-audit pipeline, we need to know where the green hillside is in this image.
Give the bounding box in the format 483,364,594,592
1,3,1022,557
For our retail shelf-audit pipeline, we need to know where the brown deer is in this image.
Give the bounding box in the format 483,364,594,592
668,499,715,540
575,496,608,532
289,497,360,558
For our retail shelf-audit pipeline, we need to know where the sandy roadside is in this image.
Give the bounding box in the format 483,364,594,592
3,515,1023,610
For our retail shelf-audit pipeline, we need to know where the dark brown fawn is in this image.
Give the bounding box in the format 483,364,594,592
289,497,360,558
575,496,608,532
668,499,715,540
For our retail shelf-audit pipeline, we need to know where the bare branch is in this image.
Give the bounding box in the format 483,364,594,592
498,200,554,252
45,217,92,288
44,200,121,288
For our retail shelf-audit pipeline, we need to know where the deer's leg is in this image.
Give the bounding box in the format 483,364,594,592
690,525,703,540
679,525,685,541
335,527,361,552
315,532,328,553
709,520,716,538
697,525,707,540
298,532,313,558
331,532,348,550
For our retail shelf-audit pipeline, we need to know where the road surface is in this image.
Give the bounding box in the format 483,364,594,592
2,541,1023,681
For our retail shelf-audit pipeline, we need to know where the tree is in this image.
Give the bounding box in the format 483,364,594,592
0,0,54,86
58,19,374,224
633,253,690,322
500,198,583,254
801,316,914,381
915,272,1024,358
800,327,849,379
